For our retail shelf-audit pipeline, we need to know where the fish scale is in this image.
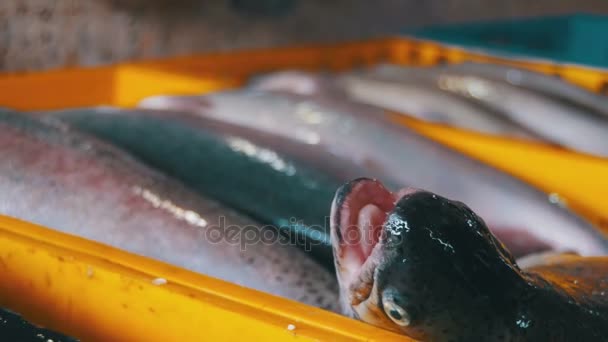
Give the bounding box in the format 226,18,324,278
0,110,339,312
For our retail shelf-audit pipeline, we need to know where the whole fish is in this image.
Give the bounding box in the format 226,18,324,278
0,109,339,311
139,87,608,258
369,64,608,157
252,70,537,138
0,307,77,342
445,61,608,118
333,72,538,139
331,178,608,341
48,107,369,271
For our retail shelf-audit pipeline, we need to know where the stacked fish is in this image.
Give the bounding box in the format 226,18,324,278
2,62,608,341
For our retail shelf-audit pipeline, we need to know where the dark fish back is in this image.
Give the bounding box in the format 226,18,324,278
51,108,355,270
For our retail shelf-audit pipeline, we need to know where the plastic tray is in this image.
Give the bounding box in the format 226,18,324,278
408,14,608,71
1,37,608,341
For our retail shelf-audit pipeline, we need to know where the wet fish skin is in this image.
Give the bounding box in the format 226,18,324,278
0,109,339,311
0,307,78,342
138,87,608,258
445,61,608,118
370,64,608,157
331,178,608,341
337,72,539,139
49,107,368,271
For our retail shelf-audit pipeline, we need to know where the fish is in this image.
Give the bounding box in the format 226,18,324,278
250,70,537,139
47,107,369,271
445,61,608,119
138,87,608,258
0,307,77,342
333,72,539,139
0,109,339,311
331,178,608,341
249,70,323,96
367,64,608,158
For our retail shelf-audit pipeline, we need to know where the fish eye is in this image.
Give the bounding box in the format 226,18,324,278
382,296,411,326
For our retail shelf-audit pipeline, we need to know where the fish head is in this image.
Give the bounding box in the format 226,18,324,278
330,178,524,340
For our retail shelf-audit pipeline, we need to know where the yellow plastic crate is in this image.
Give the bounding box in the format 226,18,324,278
1,37,608,341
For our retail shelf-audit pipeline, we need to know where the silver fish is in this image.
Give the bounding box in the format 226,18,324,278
138,87,608,258
250,70,530,137
446,61,608,118
369,64,608,157
0,109,339,311
337,72,538,139
249,71,323,97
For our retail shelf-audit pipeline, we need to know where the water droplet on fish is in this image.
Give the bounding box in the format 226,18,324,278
287,324,296,331
152,278,167,286
466,79,490,99
86,266,94,278
516,316,532,329
573,279,579,285
432,195,437,199
386,217,409,236
133,187,208,228
402,258,407,263
297,107,324,125
466,219,474,227
548,193,567,208
227,137,298,175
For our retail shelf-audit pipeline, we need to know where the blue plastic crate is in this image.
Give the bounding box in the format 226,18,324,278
407,14,608,68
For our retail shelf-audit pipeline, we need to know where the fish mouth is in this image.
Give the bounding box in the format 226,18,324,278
330,178,417,306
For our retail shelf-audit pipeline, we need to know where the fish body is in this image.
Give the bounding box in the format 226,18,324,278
338,72,538,139
331,178,608,341
139,87,608,258
49,107,367,270
446,62,608,118
369,64,608,157
0,110,339,310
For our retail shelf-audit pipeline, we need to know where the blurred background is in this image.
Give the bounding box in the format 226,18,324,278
3,0,608,72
